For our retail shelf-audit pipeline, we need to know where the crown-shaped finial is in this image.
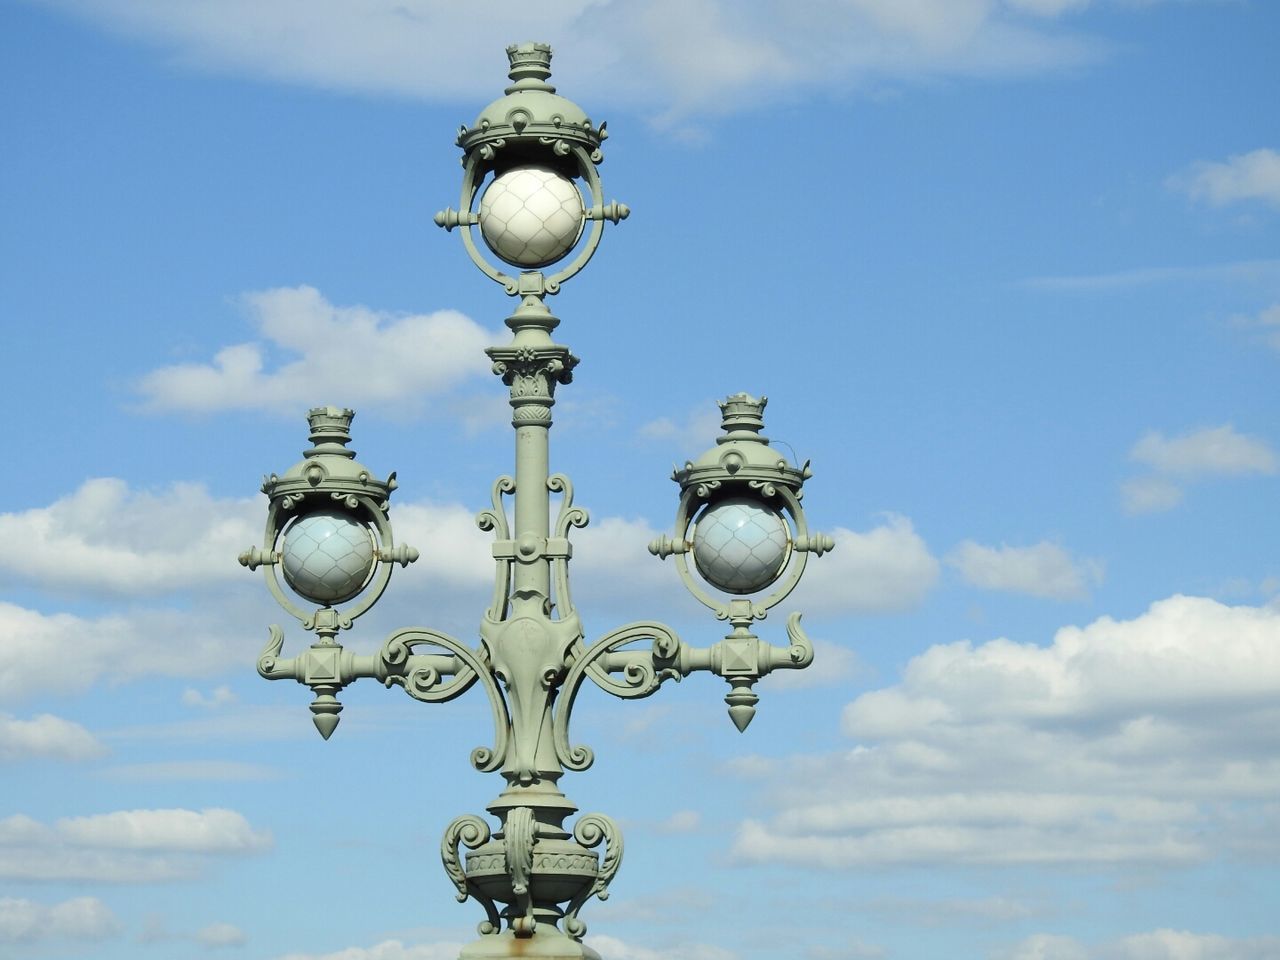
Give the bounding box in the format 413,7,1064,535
505,42,555,92
305,406,356,459
717,393,768,442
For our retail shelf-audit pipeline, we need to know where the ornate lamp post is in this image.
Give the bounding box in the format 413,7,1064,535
240,42,834,960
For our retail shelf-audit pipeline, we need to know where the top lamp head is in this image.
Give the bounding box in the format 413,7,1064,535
435,43,627,295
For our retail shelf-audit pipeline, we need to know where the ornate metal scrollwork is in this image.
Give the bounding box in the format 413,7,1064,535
380,628,510,773
442,815,501,936
549,472,589,618
477,475,516,623
504,807,537,936
553,622,684,772
563,812,623,940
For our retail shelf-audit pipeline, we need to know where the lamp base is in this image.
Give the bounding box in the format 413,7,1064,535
460,926,601,960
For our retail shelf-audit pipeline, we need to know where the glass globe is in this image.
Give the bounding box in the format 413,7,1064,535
691,497,791,595
280,509,376,605
478,165,585,268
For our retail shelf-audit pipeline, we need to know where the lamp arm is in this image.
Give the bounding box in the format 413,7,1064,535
254,623,511,769
550,612,816,760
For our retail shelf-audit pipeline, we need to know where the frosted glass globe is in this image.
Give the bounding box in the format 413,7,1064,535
692,498,790,595
280,509,376,605
479,166,585,268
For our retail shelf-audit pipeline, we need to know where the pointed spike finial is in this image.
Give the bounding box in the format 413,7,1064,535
727,703,756,732
725,679,759,732
309,691,343,739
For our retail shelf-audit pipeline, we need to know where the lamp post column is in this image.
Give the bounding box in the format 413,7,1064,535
493,293,576,616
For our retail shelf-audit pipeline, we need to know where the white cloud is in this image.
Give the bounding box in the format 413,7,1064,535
655,809,702,834
870,894,1034,926
1130,425,1277,476
806,944,885,960
99,760,282,781
996,934,1091,960
1123,425,1277,514
0,476,505,601
584,934,737,960
639,403,723,451
135,286,493,415
0,712,106,761
392,501,495,588
767,639,861,689
1231,302,1280,352
0,478,258,595
998,929,1280,960
790,515,940,614
1120,476,1183,515
1169,147,1280,209
731,595,1280,868
0,601,250,703
0,808,270,882
197,922,249,948
947,540,1102,600
38,0,1110,122
1021,257,1280,293
57,807,270,853
183,685,239,708
0,896,121,944
274,940,464,960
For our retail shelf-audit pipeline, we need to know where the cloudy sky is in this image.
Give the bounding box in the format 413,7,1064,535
3,2,1279,959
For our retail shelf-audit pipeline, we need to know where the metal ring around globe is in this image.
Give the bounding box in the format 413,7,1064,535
457,157,515,292
543,146,606,290
690,497,792,595
455,146,604,295
261,495,399,629
671,486,808,618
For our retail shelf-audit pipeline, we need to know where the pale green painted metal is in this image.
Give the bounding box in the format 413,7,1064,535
240,42,833,960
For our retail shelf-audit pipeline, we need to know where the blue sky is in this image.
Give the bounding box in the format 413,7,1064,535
2,2,1279,959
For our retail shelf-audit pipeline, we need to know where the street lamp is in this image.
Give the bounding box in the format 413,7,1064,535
240,42,834,960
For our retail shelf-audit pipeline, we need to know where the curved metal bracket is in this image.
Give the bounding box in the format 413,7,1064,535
563,812,623,941
442,815,501,937
552,621,683,772
548,472,589,619
477,475,516,625
380,628,510,773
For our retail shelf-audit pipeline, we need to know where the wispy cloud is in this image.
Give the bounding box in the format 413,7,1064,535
1021,258,1280,293
1130,425,1278,476
997,928,1280,960
1123,424,1277,513
1168,147,1280,210
38,0,1115,122
947,540,1102,600
0,808,271,882
0,897,121,945
639,402,722,451
790,515,940,615
139,917,248,949
1230,302,1280,353
0,713,106,762
0,478,258,596
134,286,494,416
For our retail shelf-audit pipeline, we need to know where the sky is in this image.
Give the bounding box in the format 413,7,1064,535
1,1,1279,959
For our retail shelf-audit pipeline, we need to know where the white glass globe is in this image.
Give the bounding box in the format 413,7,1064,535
478,165,585,268
280,509,376,605
691,497,791,595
